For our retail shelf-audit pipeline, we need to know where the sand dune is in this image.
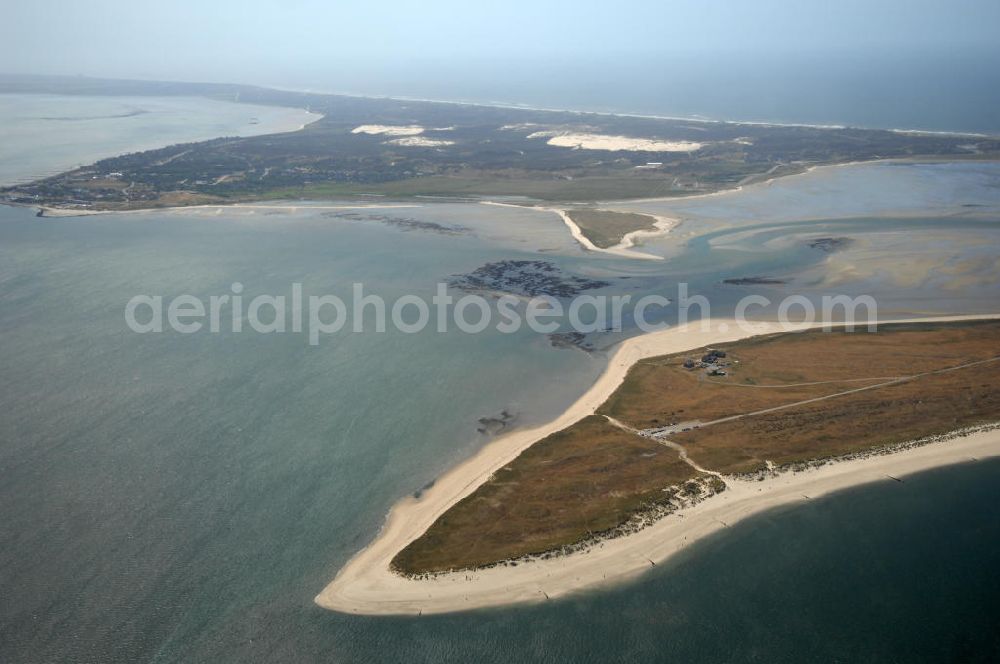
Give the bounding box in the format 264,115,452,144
530,131,702,153
386,136,455,147
351,125,425,136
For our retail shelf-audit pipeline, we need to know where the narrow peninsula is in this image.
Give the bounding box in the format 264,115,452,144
318,317,1000,614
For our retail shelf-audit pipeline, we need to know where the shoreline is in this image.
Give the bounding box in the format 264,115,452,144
15,75,991,137
0,95,324,191
315,314,1000,615
542,206,671,260
28,201,423,218
267,85,995,138
601,157,900,206
480,201,678,260
610,213,678,253
15,155,999,219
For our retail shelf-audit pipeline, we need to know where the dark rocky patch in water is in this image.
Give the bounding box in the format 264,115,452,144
413,479,436,500
325,211,470,235
477,409,517,435
722,276,787,286
549,331,596,351
808,236,854,252
449,260,609,298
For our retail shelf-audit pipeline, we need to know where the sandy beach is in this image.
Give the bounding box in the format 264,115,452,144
608,212,678,253
315,314,1000,615
478,201,663,259
541,206,671,260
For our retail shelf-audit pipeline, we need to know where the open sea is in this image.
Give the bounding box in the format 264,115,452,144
277,52,1000,135
1,94,999,663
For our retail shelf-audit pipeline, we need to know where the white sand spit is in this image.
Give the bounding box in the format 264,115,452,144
545,207,675,260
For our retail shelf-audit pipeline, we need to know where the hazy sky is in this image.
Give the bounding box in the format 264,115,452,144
3,0,999,85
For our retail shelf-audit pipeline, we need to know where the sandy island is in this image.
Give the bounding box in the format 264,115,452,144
316,314,1000,615
479,201,676,260
543,207,676,260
